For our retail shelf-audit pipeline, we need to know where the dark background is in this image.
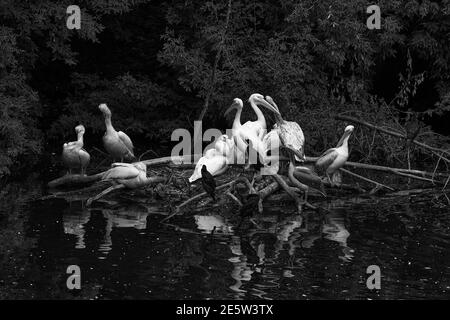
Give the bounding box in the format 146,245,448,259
1,0,449,178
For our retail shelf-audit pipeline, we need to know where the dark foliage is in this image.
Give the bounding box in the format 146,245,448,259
1,0,449,177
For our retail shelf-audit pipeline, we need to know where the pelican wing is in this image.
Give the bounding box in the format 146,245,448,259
78,148,90,166
117,131,134,153
263,130,281,154
277,121,305,161
315,148,338,169
103,163,139,180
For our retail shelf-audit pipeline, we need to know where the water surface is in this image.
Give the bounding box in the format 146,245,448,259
1,180,449,299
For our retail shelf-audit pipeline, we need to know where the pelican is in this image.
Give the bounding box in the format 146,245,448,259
99,103,135,162
224,95,280,165
189,154,228,183
264,96,325,203
265,96,305,161
102,162,150,188
223,98,248,154
62,125,90,175
315,125,355,186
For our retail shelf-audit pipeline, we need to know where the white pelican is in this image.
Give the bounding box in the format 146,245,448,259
223,98,248,154
265,96,305,161
224,95,280,165
86,162,153,207
102,162,150,188
62,125,90,175
99,103,135,162
315,125,355,185
243,93,279,138
263,96,326,203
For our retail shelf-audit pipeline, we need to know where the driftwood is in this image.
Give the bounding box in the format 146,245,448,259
46,122,450,217
48,173,105,188
86,184,125,207
340,168,395,191
335,114,450,163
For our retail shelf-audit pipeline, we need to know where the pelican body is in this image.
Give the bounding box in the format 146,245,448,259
265,96,305,162
102,162,149,189
99,103,135,162
62,125,90,175
263,96,325,203
315,125,355,185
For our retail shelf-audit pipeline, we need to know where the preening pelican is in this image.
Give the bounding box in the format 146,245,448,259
315,125,355,185
264,96,325,203
99,103,135,162
62,124,90,175
102,162,150,188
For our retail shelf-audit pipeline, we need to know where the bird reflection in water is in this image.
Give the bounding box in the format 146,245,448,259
63,203,90,249
193,214,263,298
322,211,354,262
62,201,150,257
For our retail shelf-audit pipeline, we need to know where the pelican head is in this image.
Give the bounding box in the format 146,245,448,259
336,125,355,147
224,98,243,116
75,125,85,135
98,103,111,117
344,125,355,133
249,93,281,115
264,96,280,112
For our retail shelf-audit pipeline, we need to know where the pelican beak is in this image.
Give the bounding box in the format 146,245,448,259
258,97,281,115
336,125,355,146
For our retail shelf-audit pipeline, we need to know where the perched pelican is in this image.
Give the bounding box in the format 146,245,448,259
315,125,355,185
99,103,135,162
62,125,90,175
189,154,228,183
242,93,279,138
264,96,324,202
201,165,216,200
265,96,305,161
102,162,150,188
224,98,248,154
224,95,280,164
86,162,152,207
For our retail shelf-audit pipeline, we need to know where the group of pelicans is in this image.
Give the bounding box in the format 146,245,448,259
61,95,355,207
186,93,355,203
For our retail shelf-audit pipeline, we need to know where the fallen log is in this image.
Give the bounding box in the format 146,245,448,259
335,114,450,163
48,172,105,188
343,161,449,179
340,168,395,191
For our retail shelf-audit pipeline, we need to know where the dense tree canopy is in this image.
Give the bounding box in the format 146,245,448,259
0,0,449,178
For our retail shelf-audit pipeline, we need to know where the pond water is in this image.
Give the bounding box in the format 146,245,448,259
1,179,449,300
